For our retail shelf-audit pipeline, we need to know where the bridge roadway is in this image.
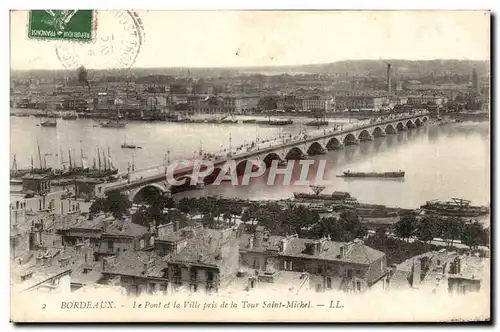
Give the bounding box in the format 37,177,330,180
96,111,429,199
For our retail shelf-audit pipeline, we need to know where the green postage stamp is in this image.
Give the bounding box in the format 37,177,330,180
28,10,93,41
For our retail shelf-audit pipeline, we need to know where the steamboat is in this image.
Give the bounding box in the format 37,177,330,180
293,185,358,204
420,198,489,217
337,170,405,178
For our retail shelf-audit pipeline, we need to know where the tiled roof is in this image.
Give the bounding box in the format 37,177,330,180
240,233,385,265
104,220,148,237
173,228,238,267
104,251,168,278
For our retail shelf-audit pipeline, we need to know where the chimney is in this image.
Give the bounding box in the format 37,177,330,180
412,259,422,287
339,245,346,259
254,227,264,248
102,255,115,272
387,63,392,94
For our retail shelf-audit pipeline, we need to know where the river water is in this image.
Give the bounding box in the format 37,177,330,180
10,111,490,211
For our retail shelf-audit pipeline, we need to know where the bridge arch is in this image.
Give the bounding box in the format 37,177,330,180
358,129,372,141
372,126,385,137
306,141,326,155
395,122,405,131
415,118,423,126
285,146,306,160
326,137,342,150
130,183,168,204
406,119,415,128
262,153,282,166
204,166,223,185
385,124,397,134
422,116,429,122
343,133,357,146
235,159,262,176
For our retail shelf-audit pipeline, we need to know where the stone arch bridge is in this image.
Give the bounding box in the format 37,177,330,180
96,114,429,203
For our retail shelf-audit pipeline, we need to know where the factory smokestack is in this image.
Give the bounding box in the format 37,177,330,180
387,63,392,94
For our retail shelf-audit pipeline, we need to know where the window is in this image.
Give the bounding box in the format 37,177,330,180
356,281,362,291
190,269,197,281
108,241,114,251
317,266,323,274
149,236,155,246
326,277,332,289
140,239,145,249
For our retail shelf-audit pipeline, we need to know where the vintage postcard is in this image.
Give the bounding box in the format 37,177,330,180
9,10,490,323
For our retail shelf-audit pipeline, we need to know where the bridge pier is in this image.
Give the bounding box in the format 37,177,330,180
345,139,360,146
360,134,374,142
374,132,386,138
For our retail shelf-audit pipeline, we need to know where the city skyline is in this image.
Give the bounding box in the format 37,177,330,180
11,10,490,70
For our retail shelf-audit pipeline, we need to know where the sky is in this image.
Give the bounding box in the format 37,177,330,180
10,10,490,70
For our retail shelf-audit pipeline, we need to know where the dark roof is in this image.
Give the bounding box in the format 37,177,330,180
173,228,238,267
104,251,168,278
104,220,148,237
240,233,385,265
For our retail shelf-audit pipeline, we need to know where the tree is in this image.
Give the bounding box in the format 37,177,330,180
439,217,465,247
394,214,417,242
415,216,439,244
375,227,387,240
461,221,489,249
89,192,131,219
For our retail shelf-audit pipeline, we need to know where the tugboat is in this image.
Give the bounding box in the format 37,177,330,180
121,136,142,149
62,112,78,120
337,170,405,178
420,198,489,217
293,185,358,204
40,119,57,127
100,120,127,128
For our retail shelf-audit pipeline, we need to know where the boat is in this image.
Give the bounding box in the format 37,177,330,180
121,136,142,149
293,185,359,203
40,119,57,127
337,170,405,178
305,119,329,127
62,113,78,120
420,198,489,217
242,119,257,124
269,119,294,126
100,120,127,128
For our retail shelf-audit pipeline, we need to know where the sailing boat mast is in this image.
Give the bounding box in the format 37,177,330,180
37,140,43,169
30,156,34,171
68,149,73,170
107,146,113,169
97,148,102,170
12,154,17,171
102,150,107,171
60,148,65,170
80,140,84,168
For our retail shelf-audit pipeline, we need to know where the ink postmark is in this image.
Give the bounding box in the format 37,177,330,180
28,10,94,41
55,10,144,70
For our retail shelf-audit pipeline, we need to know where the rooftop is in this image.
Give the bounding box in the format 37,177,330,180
240,233,385,265
103,251,168,278
173,228,238,267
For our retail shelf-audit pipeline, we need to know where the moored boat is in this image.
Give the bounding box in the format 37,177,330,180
293,185,358,204
420,198,489,217
40,119,57,127
100,120,127,128
337,170,405,178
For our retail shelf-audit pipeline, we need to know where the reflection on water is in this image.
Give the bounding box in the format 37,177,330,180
10,114,489,211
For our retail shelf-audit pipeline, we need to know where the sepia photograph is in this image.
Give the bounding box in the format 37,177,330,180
8,9,491,323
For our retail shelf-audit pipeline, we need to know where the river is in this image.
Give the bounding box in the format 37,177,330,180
10,111,490,212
